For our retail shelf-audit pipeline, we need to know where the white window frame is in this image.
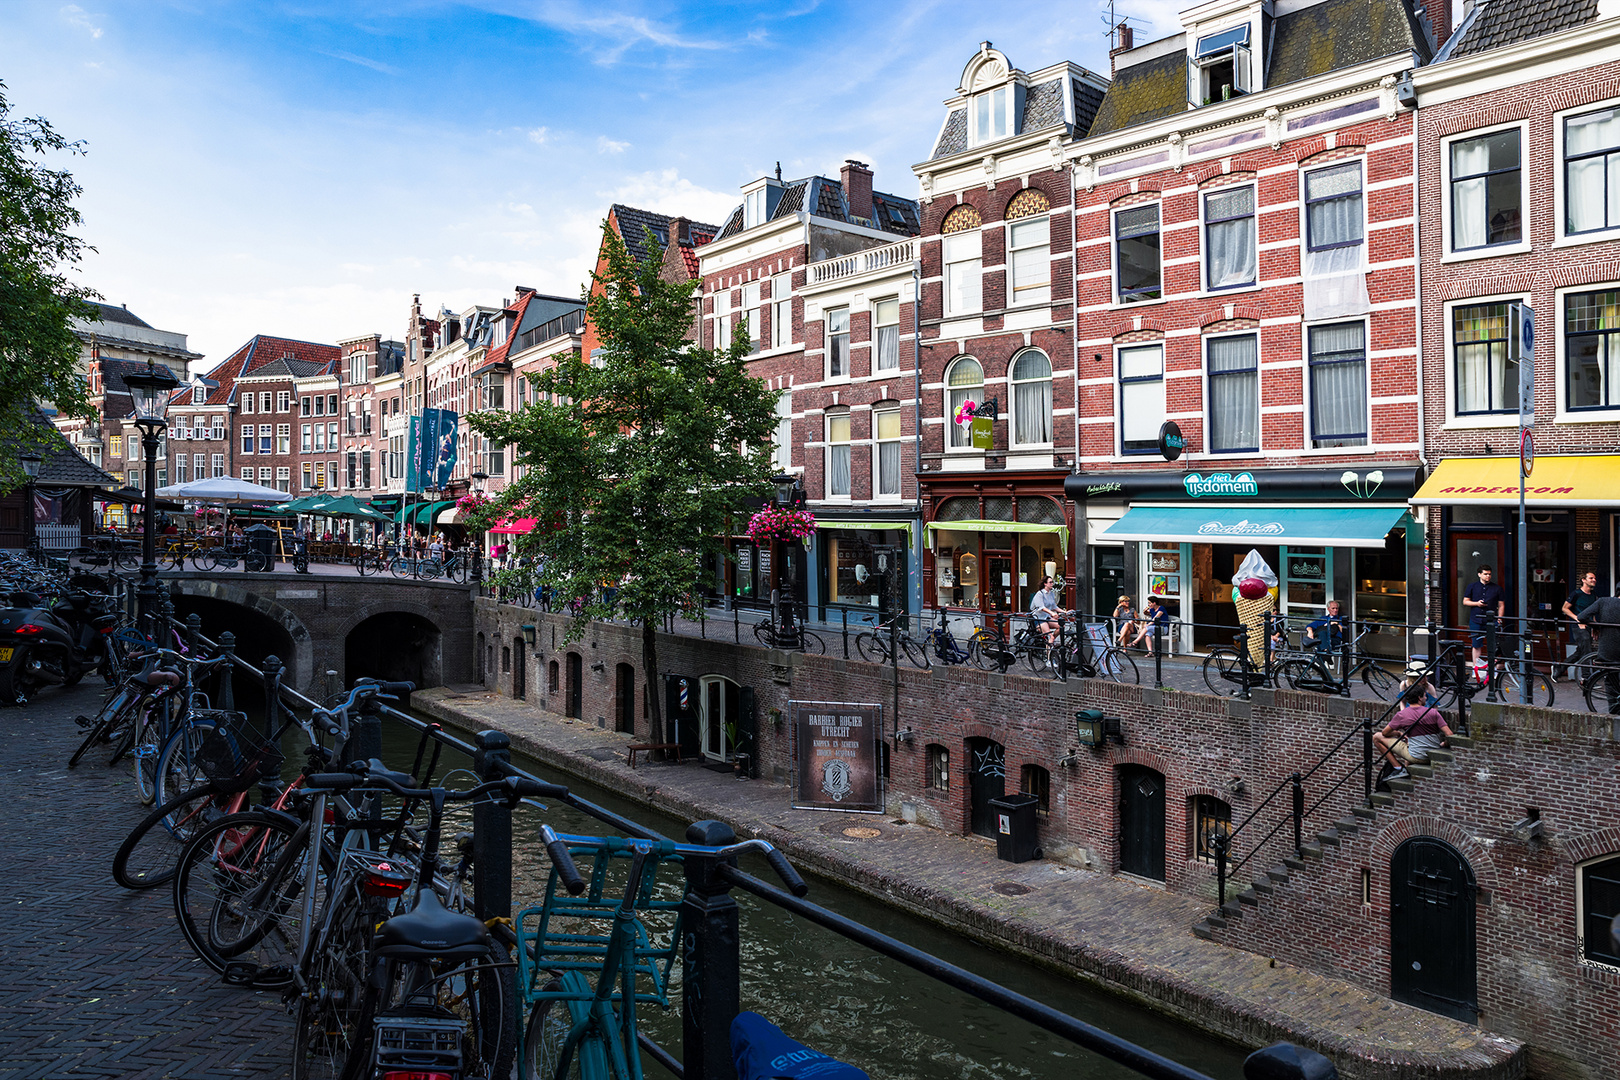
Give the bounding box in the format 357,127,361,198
873,404,902,499
1118,343,1166,455
827,307,850,380
1112,202,1163,306
825,410,852,499
241,424,254,455
277,391,291,413
943,231,982,317
1187,23,1252,106
945,355,985,452
873,298,900,371
714,289,732,351
1303,318,1370,449
1009,348,1053,448
1300,160,1365,256
741,281,761,355
1441,121,1530,261
773,391,793,472
1556,281,1620,423
261,392,273,414
1007,216,1051,307
771,274,793,350
744,187,766,229
1201,183,1258,293
970,85,1010,146
1205,331,1261,455
1556,95,1620,247
241,468,253,482
258,424,273,455
1442,292,1526,429
211,453,225,478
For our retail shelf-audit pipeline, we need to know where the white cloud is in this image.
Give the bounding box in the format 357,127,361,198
60,4,102,39
504,3,727,64
602,169,737,223
323,50,400,76
527,126,549,145
596,135,629,154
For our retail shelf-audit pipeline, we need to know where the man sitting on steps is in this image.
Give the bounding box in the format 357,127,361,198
1373,682,1454,782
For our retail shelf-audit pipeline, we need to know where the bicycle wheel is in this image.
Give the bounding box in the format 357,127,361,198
900,634,931,670
114,782,239,889
1025,639,1055,679
1277,658,1319,691
1361,663,1400,701
68,687,138,768
173,811,311,982
1584,669,1620,713
292,869,381,1080
970,630,1011,672
796,630,827,655
854,632,887,664
1101,646,1140,685
523,977,600,1080
1202,648,1244,695
154,717,219,808
1496,670,1554,707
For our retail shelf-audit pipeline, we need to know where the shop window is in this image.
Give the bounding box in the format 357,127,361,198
1010,350,1052,446
1566,288,1620,411
827,307,849,378
874,405,902,498
1580,853,1620,967
1115,204,1161,303
826,410,851,498
1119,344,1165,454
1204,186,1256,291
1452,301,1520,415
1020,764,1050,815
1450,129,1522,250
1565,106,1620,236
1207,334,1259,453
874,298,900,371
926,744,950,791
945,356,984,449
1006,190,1051,306
1192,795,1233,863
1308,322,1368,447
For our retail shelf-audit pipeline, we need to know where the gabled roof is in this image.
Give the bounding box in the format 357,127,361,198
1447,0,1597,58
609,205,721,267
713,176,922,241
93,360,169,421
930,67,1108,160
85,302,152,329
14,410,118,488
187,335,340,408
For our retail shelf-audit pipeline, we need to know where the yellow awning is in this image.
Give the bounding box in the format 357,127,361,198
1411,455,1620,507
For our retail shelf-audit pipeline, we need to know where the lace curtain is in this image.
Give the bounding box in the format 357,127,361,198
1308,322,1366,445
1205,188,1255,289
1208,336,1258,451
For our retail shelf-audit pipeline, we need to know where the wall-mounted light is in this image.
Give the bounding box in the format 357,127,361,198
521,624,536,645
894,726,915,744
1075,709,1125,749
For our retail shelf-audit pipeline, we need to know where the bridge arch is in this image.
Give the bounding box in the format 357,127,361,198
345,610,443,690
171,581,312,689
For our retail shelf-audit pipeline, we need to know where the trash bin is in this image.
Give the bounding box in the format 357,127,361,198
989,792,1041,863
244,523,277,571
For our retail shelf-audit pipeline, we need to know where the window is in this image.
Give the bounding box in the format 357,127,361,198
347,452,358,488
1188,24,1250,105
874,299,899,371
277,391,290,413
826,411,851,498
211,453,224,478
486,442,505,476
255,467,269,485
1010,350,1052,446
874,405,902,498
276,424,291,454
110,435,122,457
361,451,372,488
328,422,338,451
313,424,325,452
772,273,793,350
1451,130,1522,249
1305,163,1363,252
328,393,338,415
300,396,311,417
1115,204,1162,303
1308,322,1368,447
258,424,272,454
240,467,253,482
943,231,981,316
1006,190,1052,306
241,425,254,454
1581,854,1620,967
714,290,732,351
827,307,849,378
1566,289,1620,411
742,281,761,355
946,357,984,449
176,455,189,483
1453,302,1518,415
1192,795,1233,863
155,468,166,487
275,468,290,493
257,392,270,413
242,393,254,414
193,452,205,478
773,392,793,472
484,374,505,411
926,744,949,791
1119,344,1165,454
1208,334,1259,453
211,419,224,440
301,424,312,452
1205,186,1256,290
973,86,1008,144
302,462,313,489
127,470,139,486
1566,107,1620,235
1020,765,1050,815
744,187,766,229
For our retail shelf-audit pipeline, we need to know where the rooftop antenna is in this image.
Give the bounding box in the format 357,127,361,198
1101,0,1142,49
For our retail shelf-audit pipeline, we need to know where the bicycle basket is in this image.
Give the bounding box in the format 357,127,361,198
195,710,283,782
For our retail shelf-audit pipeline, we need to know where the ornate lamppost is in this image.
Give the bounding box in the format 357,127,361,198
20,451,41,557
122,359,178,632
770,473,805,632
469,470,488,584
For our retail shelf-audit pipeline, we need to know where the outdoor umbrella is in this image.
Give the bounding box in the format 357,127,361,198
156,476,289,503
315,495,389,522
270,494,327,514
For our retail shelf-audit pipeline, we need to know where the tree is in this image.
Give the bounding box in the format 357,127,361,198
0,79,98,492
468,222,780,747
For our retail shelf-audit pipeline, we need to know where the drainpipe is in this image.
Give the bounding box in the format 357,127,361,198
912,255,925,622
1409,78,1430,634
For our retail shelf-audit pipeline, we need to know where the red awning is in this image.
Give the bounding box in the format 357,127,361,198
487,517,537,534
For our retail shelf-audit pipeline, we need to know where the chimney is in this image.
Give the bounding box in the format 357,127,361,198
841,159,874,222
1110,23,1133,75
667,217,690,247
1425,0,1454,50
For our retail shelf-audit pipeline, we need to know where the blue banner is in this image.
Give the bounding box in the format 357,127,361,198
405,415,423,494
433,409,458,489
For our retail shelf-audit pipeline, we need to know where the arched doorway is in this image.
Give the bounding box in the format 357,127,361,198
615,663,636,734
1117,765,1165,881
345,612,442,689
565,652,582,719
966,737,1005,839
1390,837,1478,1022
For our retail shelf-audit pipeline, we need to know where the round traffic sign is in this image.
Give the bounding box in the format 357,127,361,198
1521,429,1534,478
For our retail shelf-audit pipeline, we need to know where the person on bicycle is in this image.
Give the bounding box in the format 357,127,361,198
1463,564,1505,664
1113,595,1139,647
1031,576,1067,645
1373,682,1454,781
1303,600,1347,657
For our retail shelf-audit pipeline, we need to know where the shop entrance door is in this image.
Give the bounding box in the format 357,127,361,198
1118,765,1165,881
1390,837,1477,1022
699,675,740,762
984,552,1015,616
1449,534,1500,638
966,737,1005,839
1093,546,1125,623
1526,528,1570,667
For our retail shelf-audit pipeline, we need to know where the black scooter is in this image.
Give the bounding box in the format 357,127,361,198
0,590,115,704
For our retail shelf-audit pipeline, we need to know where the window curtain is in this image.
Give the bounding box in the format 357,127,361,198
876,323,899,370
774,393,792,470
1308,322,1367,445
1205,189,1255,289
944,234,981,315
1451,139,1490,249
1208,336,1258,451
1012,352,1052,445
1567,109,1620,233
1303,167,1369,320
878,441,900,495
827,413,851,496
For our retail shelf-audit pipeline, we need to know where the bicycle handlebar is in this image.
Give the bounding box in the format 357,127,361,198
539,829,809,898
304,768,568,807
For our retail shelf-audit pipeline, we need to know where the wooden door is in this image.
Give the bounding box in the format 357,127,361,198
565,652,582,719
1118,765,1166,881
966,737,1005,839
1390,837,1477,1022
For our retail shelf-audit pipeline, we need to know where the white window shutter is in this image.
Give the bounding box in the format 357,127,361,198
1188,54,1200,106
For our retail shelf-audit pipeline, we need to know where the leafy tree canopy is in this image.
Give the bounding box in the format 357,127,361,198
0,79,98,492
468,221,780,742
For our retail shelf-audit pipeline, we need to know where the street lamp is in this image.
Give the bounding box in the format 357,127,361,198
123,359,178,632
20,451,42,556
769,473,804,632
469,471,488,584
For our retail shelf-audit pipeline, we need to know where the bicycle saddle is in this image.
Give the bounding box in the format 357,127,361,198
132,661,181,688
372,886,492,960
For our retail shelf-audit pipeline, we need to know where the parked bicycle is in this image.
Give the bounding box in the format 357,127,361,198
752,614,825,654
1275,622,1400,700
855,615,930,668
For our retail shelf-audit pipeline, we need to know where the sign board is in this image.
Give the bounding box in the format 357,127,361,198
1509,302,1534,426
1158,420,1186,462
1521,429,1534,478
970,417,993,450
792,701,883,813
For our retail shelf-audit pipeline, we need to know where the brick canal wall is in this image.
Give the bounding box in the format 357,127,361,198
475,599,1620,1078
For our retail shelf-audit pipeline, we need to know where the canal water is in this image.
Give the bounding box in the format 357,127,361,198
369,712,1249,1080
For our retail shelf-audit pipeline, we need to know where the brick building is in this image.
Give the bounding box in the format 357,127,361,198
471,288,585,498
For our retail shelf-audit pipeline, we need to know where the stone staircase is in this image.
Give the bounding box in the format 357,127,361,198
1193,735,1473,939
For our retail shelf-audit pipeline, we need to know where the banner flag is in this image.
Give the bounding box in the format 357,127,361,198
405,415,423,494
433,410,459,488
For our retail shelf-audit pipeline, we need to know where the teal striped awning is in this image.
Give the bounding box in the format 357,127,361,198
1098,505,1408,548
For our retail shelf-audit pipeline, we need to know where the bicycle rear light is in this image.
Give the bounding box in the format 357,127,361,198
362,861,412,897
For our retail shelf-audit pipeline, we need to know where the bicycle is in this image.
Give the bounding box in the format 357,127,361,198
1275,623,1401,700
1430,639,1555,708
1053,616,1140,684
752,615,826,654
855,616,929,668
1201,629,1275,696
518,827,807,1080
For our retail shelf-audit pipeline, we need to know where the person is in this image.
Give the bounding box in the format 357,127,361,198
1113,595,1138,647
1564,571,1600,667
429,534,444,561
1579,589,1620,713
1303,600,1348,657
1373,681,1455,781
1129,595,1171,654
1029,576,1067,645
1462,564,1505,664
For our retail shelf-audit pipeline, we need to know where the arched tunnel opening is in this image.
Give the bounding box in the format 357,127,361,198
170,593,298,712
346,612,442,690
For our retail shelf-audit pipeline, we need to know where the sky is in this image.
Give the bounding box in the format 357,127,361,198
0,1,1184,375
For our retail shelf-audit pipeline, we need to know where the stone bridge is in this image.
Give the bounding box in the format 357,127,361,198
160,570,476,694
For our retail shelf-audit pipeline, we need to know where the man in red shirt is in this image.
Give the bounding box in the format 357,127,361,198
1373,682,1455,781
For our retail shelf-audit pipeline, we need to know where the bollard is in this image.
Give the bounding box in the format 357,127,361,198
682,819,741,1080
1484,620,1498,703
470,728,513,1076
217,631,236,711
1338,626,1352,698
1153,619,1163,689
1263,611,1274,678
186,613,201,658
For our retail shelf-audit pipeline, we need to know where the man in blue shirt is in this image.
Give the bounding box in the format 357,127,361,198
1303,599,1347,657
1463,565,1506,664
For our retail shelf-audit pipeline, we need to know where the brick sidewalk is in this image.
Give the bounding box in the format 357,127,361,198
0,683,289,1080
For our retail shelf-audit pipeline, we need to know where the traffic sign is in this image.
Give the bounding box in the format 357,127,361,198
1521,428,1534,478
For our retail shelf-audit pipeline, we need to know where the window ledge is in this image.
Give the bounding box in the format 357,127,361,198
1195,284,1263,301
1441,243,1531,265
1552,230,1620,250
1554,409,1620,425
1110,297,1169,311
1441,415,1520,431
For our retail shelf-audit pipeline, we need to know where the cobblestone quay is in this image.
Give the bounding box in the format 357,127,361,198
2,683,289,1080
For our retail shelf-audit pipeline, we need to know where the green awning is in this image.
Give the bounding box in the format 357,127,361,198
925,519,1070,550
818,520,915,539
406,500,453,526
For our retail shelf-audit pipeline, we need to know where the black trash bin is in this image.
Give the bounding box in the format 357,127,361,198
244,523,277,571
989,792,1041,863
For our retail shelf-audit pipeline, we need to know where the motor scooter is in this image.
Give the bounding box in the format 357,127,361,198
0,590,112,704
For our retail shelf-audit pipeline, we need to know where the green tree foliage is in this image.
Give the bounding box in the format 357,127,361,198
0,79,98,492
468,222,779,744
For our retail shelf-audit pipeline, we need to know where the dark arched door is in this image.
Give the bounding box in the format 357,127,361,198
1390,837,1477,1022
966,738,1005,839
1118,765,1165,881
513,639,525,701
565,653,582,719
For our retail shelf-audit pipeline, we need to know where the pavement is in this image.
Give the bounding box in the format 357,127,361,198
414,684,1527,1080
1,682,291,1080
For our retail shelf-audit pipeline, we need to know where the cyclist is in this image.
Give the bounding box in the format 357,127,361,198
1030,575,1067,646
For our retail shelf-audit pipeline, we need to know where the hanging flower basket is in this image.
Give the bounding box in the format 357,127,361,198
746,507,817,545
457,490,491,513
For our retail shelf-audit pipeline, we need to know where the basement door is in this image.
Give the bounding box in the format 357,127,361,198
966,738,1005,839
1117,765,1165,881
1389,836,1478,1023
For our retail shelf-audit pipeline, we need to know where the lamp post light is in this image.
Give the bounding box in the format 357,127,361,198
123,359,179,633
769,473,804,632
20,451,42,557
470,471,488,584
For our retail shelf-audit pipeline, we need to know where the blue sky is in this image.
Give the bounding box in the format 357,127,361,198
1,1,1180,371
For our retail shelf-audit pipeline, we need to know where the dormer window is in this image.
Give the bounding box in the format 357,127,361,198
974,86,1009,144
1188,24,1251,106
192,385,206,405
744,188,766,229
